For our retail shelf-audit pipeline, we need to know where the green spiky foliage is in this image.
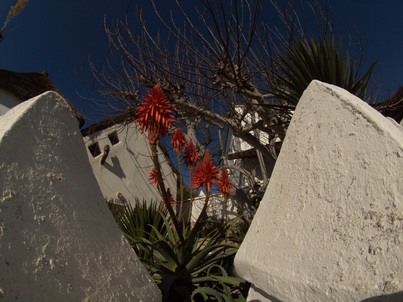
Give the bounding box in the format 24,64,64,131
108,199,168,258
272,37,377,105
132,212,245,301
108,200,247,301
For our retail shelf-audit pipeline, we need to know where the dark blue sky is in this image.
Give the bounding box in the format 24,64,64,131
1,0,402,128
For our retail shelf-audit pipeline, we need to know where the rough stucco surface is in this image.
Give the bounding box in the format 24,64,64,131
234,81,403,302
0,92,161,301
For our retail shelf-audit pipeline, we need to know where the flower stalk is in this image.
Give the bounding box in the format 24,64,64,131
183,139,200,221
149,143,183,241
135,84,183,240
218,167,232,222
136,84,233,248
171,128,186,219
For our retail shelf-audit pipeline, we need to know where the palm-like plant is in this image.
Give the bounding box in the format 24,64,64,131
271,37,377,105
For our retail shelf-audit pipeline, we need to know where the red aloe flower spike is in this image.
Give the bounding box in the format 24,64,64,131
149,167,161,188
171,128,187,154
163,188,176,210
134,84,175,144
218,167,232,197
192,149,219,193
183,139,200,167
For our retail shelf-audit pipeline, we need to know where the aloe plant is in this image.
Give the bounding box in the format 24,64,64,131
132,212,245,301
272,37,377,105
108,85,249,301
109,200,247,301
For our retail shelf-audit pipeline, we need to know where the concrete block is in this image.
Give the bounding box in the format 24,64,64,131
0,92,161,301
234,81,403,301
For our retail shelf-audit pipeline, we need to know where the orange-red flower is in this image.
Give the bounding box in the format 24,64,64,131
149,167,161,188
217,167,232,197
163,188,176,210
192,149,219,193
171,128,186,154
183,139,200,167
134,84,175,144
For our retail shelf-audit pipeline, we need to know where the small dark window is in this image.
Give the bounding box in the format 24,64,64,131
88,142,101,157
108,131,119,145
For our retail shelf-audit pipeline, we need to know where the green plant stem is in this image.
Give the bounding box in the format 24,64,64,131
187,166,194,223
186,190,210,248
177,152,185,221
223,195,228,222
223,195,228,242
150,143,184,242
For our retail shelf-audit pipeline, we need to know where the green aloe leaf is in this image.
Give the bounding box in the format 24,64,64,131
192,286,227,302
188,245,237,273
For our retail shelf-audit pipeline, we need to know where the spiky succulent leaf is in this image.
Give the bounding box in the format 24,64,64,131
272,37,377,105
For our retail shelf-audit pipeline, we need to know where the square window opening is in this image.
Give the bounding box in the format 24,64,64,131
108,131,119,145
88,142,101,157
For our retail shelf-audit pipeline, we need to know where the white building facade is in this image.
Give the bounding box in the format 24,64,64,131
0,87,21,115
82,118,177,206
226,107,277,192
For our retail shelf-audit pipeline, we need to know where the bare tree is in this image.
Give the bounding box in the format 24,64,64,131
88,0,375,197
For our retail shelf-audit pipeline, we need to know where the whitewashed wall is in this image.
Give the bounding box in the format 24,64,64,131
234,81,403,302
191,193,238,223
83,123,176,206
0,92,161,301
0,88,21,116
